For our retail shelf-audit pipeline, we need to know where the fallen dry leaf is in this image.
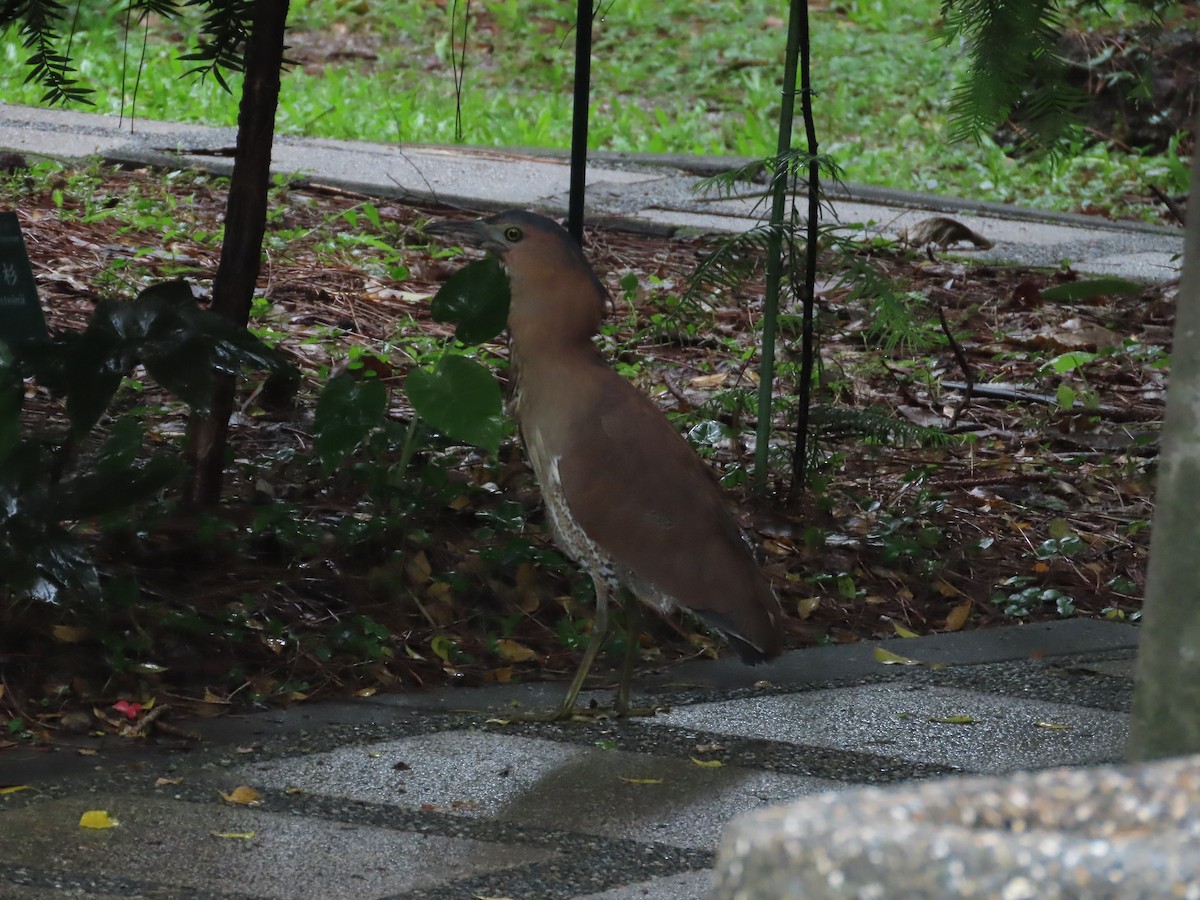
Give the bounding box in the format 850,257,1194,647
874,647,922,666
220,786,263,806
79,810,118,829
944,600,972,632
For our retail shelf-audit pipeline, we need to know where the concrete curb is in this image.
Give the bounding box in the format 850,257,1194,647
714,754,1200,899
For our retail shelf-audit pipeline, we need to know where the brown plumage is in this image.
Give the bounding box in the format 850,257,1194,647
427,210,783,718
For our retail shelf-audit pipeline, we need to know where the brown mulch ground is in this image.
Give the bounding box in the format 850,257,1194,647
0,161,1167,743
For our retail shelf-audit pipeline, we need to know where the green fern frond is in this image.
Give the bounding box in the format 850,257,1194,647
941,0,1081,148
179,0,257,90
683,225,779,299
4,0,94,105
813,404,957,448
693,150,844,199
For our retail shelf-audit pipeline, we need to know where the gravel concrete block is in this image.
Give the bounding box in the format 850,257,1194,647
713,754,1200,899
235,730,836,850
576,869,712,899
649,683,1129,773
0,794,552,898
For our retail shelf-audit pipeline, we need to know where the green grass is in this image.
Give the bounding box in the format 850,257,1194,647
0,0,1187,218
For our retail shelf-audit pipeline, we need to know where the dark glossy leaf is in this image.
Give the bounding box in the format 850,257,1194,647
407,355,504,455
169,298,292,376
44,455,183,520
32,532,101,605
430,257,511,344
64,330,125,435
95,419,146,475
1041,278,1142,301
313,374,389,473
136,279,196,306
0,350,21,462
141,330,216,412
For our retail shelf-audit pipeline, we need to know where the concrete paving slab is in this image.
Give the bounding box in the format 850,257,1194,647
259,139,664,212
0,885,128,900
644,683,1129,773
233,730,836,850
0,102,1183,284
0,794,553,898
1072,658,1140,679
645,619,1139,692
638,198,1182,282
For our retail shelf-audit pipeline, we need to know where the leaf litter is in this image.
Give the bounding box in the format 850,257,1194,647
0,162,1165,743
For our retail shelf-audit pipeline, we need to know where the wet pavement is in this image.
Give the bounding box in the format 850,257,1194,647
0,620,1139,899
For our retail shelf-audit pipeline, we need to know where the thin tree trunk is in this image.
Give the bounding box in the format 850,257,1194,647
567,0,594,245
752,0,804,494
185,0,289,506
787,0,820,508
1127,119,1200,761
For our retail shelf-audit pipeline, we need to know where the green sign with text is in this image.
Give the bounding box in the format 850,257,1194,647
0,210,47,348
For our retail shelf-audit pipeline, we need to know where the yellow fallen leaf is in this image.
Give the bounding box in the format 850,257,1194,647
220,786,262,805
929,715,978,724
52,624,89,643
618,776,663,785
1034,721,1071,730
690,757,724,768
796,597,820,619
0,785,30,795
79,810,118,829
431,634,456,664
494,638,536,663
405,550,432,586
484,666,514,684
354,687,378,698
932,577,962,598
873,647,921,666
689,372,729,389
210,831,256,840
891,622,920,639
944,600,972,632
155,777,183,786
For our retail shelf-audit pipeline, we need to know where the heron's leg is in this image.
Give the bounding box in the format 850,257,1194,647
614,595,641,715
546,577,611,720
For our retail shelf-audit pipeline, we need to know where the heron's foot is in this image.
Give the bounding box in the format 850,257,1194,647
613,701,671,719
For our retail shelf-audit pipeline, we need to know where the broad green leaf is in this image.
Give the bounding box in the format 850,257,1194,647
1041,278,1142,301
313,374,388,473
1045,351,1096,374
406,355,504,455
430,257,511,344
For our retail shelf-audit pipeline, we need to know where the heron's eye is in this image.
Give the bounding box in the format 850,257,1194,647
504,226,523,242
